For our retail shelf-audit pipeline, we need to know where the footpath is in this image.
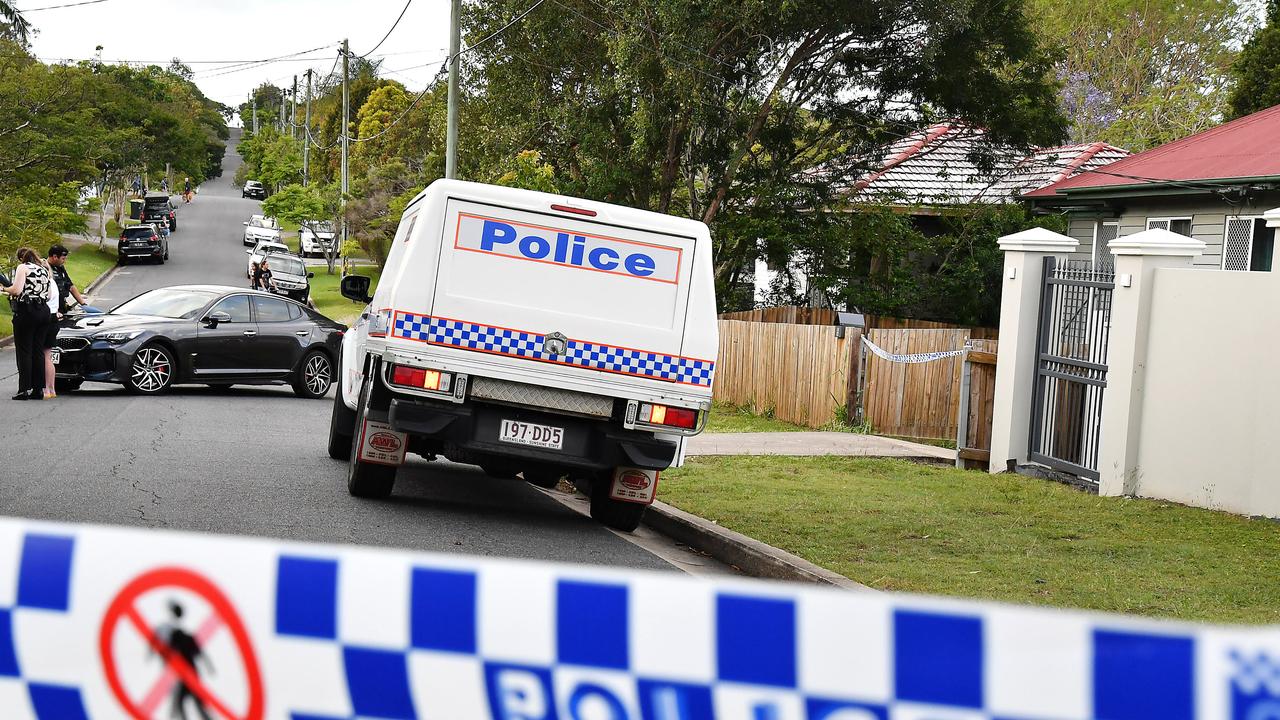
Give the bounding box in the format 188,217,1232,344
687,430,955,462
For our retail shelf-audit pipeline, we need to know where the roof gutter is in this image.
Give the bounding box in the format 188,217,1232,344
1048,174,1280,198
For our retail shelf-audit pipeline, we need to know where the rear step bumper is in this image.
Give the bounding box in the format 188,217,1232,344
387,397,677,471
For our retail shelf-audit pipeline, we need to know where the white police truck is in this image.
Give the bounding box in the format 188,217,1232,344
330,179,718,531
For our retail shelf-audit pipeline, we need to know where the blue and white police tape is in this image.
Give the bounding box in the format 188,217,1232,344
0,516,1275,719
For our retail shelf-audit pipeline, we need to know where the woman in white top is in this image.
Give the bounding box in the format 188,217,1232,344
41,253,61,399
2,247,53,400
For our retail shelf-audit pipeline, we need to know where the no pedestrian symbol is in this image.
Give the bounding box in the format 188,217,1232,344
98,567,265,720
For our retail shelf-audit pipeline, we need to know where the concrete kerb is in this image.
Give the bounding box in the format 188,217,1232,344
642,500,871,591
0,261,121,350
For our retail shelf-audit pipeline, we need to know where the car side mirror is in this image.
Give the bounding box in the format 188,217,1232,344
245,248,253,254
340,274,373,304
204,310,232,327
307,272,315,279
242,221,249,226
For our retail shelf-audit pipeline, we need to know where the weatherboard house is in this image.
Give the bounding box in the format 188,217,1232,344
1025,104,1280,271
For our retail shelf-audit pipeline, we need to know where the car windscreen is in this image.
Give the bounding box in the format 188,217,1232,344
113,288,219,319
267,256,305,275
123,227,154,237
256,244,288,255
308,222,334,233
249,218,278,229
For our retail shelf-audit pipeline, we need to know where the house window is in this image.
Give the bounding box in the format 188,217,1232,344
1093,221,1119,264
1147,217,1193,236
1223,216,1274,272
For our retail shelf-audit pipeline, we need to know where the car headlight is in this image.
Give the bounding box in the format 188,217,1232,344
94,330,143,343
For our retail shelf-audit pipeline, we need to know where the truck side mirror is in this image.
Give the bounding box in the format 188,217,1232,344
340,274,373,304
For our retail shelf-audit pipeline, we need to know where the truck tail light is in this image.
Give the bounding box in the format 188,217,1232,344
390,364,452,393
639,403,698,429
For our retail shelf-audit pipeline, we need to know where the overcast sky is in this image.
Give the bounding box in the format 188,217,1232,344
20,0,453,112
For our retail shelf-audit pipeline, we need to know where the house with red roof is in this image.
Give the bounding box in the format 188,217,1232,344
1026,104,1280,272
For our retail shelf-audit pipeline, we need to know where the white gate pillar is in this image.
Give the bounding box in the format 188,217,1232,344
989,228,1078,473
1097,229,1204,495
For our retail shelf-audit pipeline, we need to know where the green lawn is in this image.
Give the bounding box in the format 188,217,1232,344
0,245,118,337
661,456,1280,624
706,402,808,433
309,266,381,325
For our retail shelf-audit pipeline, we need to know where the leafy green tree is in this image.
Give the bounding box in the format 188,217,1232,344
1030,0,1253,150
1227,0,1280,119
345,160,425,269
465,0,1067,298
494,150,559,194
262,183,343,272
0,1,29,45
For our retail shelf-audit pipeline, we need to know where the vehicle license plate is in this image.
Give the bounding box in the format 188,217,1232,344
499,419,564,450
50,349,60,365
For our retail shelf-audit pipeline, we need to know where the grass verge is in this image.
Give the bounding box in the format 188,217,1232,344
660,456,1280,624
706,402,808,433
309,266,381,325
0,245,119,338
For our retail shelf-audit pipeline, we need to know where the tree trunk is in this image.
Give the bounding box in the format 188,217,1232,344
701,31,826,227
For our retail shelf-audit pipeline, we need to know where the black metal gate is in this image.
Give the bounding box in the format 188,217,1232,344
1029,257,1114,481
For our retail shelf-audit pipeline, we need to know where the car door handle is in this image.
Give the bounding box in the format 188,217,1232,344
295,330,310,336
242,330,257,337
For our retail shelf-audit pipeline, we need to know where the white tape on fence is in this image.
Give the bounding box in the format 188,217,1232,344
0,516,1274,719
861,336,966,364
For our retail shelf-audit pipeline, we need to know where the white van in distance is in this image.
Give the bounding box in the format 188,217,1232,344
329,179,718,531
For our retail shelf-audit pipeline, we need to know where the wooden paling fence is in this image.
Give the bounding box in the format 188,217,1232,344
713,319,1000,466
717,306,838,326
713,320,858,428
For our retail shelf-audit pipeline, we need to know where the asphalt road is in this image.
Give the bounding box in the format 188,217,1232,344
0,134,678,571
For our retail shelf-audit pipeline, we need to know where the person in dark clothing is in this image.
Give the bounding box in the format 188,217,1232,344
258,258,274,293
249,261,262,290
47,245,86,313
151,601,214,720
3,247,52,400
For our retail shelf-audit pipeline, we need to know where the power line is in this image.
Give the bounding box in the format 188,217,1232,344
18,0,110,12
359,0,414,58
193,43,339,78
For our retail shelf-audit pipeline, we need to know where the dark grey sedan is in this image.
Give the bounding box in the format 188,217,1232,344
53,285,345,397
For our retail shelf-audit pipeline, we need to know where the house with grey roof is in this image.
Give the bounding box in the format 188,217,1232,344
753,124,1129,303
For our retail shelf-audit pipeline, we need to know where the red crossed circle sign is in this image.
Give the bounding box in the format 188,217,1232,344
98,567,265,720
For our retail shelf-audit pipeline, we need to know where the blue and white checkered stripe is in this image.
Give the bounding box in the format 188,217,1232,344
391,312,716,388
270,549,1276,720
0,530,90,719
3,517,1279,719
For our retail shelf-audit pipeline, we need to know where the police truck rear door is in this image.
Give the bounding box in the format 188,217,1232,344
419,198,698,392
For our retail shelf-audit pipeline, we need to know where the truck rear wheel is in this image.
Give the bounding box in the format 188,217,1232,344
589,476,647,532
347,360,397,498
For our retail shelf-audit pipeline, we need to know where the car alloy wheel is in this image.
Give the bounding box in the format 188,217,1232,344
304,354,332,395
130,346,173,393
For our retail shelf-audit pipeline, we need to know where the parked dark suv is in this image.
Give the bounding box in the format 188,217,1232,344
242,181,266,200
142,192,177,231
118,225,169,264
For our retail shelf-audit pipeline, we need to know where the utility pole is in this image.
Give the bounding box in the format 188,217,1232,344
445,0,460,179
341,40,350,254
252,94,258,134
291,75,298,139
279,88,286,131
303,69,312,186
